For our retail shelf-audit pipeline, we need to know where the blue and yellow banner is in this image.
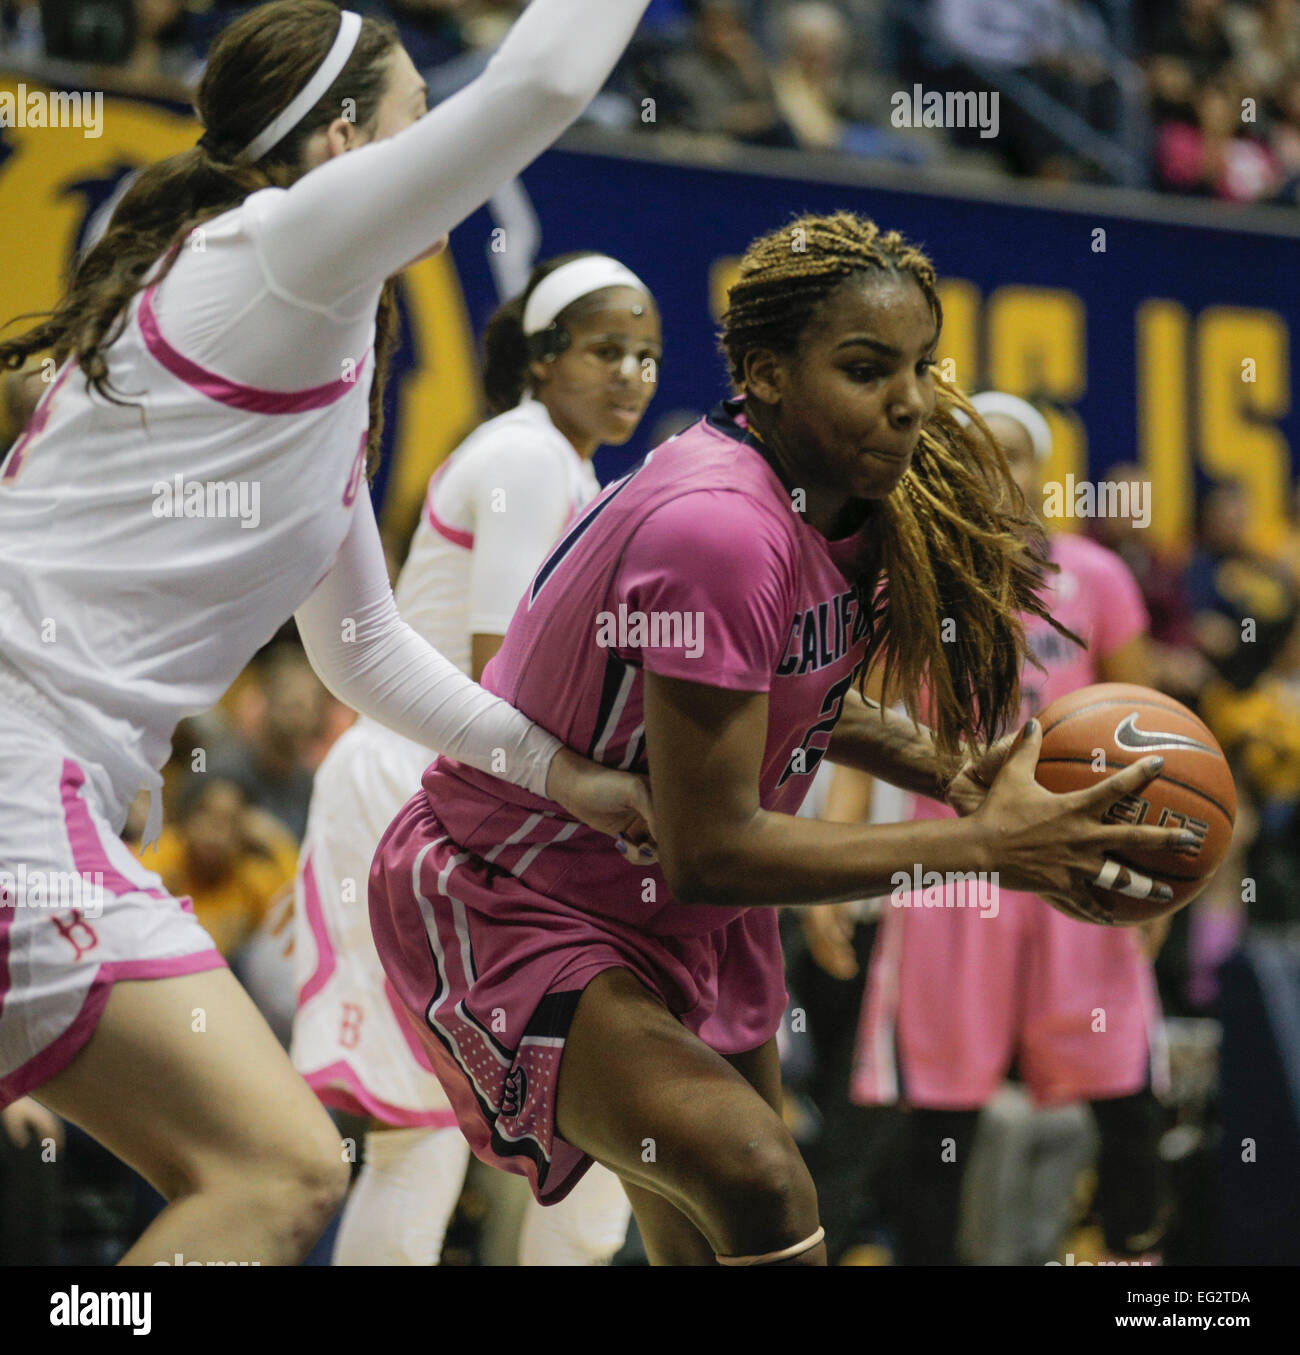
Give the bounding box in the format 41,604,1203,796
4,73,1297,554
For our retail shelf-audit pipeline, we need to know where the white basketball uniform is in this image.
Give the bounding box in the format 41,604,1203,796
0,0,652,1106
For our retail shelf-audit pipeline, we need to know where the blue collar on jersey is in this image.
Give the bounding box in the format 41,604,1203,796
706,396,767,453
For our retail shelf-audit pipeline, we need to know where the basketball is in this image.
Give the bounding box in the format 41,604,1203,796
1034,683,1237,923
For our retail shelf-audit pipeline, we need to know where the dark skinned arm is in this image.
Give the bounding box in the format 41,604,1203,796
642,672,1192,915
823,686,954,799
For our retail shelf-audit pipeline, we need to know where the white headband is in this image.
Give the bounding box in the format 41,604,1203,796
522,256,649,335
960,390,1053,463
238,9,363,163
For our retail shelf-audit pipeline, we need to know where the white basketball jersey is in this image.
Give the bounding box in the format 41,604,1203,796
0,207,373,822
393,397,600,675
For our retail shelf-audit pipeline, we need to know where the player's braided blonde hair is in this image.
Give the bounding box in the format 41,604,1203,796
722,211,1074,759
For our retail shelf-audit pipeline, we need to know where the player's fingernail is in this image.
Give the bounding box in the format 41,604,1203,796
1024,719,1037,735
1145,756,1165,772
1177,831,1198,847
615,837,629,857
1156,884,1174,901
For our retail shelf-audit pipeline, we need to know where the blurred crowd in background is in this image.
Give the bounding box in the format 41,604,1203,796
5,0,1300,204
2,0,1299,1268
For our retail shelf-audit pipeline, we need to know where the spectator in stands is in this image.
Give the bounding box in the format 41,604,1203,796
0,0,43,59
1223,0,1300,100
770,1,849,151
1026,0,1124,156
143,776,298,960
1267,67,1300,205
1186,478,1299,691
208,645,328,841
1156,78,1278,201
770,1,925,163
125,0,202,82
930,0,1123,178
1142,0,1234,126
456,0,521,49
656,0,795,147
1091,463,1211,702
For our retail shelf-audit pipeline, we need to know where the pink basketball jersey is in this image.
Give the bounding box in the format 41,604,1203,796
419,400,876,937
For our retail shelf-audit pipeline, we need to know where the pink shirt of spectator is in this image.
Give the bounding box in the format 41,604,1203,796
1157,121,1278,202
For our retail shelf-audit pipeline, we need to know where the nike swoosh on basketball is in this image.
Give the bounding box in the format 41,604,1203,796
1113,713,1214,754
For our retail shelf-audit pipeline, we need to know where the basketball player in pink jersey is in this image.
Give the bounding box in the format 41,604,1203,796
0,0,659,1265
850,392,1170,1265
292,252,661,1265
370,214,1196,1266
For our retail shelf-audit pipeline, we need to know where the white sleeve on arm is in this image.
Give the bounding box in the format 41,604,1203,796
294,493,562,796
467,440,574,636
254,0,651,312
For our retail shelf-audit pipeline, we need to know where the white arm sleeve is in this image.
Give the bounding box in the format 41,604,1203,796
467,440,574,636
252,0,651,311
295,492,562,796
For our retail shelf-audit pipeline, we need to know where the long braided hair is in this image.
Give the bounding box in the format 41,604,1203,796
721,211,1075,759
0,0,400,475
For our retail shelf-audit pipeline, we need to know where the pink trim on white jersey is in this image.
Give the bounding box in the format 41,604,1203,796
296,852,336,1008
1,361,73,483
0,948,226,1107
304,1060,460,1129
423,460,475,550
137,285,370,414
342,430,367,508
60,762,169,902
102,952,225,981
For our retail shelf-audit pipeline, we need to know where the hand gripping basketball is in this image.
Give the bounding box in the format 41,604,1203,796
971,721,1200,926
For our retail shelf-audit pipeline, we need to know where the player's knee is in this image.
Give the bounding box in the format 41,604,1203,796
701,1127,815,1244
206,1112,350,1237
249,1135,351,1250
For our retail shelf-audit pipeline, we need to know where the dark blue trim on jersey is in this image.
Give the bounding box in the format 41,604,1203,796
705,397,764,453
624,728,648,775
588,654,634,761
528,468,639,607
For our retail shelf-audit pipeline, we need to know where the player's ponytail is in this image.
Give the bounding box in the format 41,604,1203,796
0,0,398,472
721,211,1077,760
482,294,532,415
